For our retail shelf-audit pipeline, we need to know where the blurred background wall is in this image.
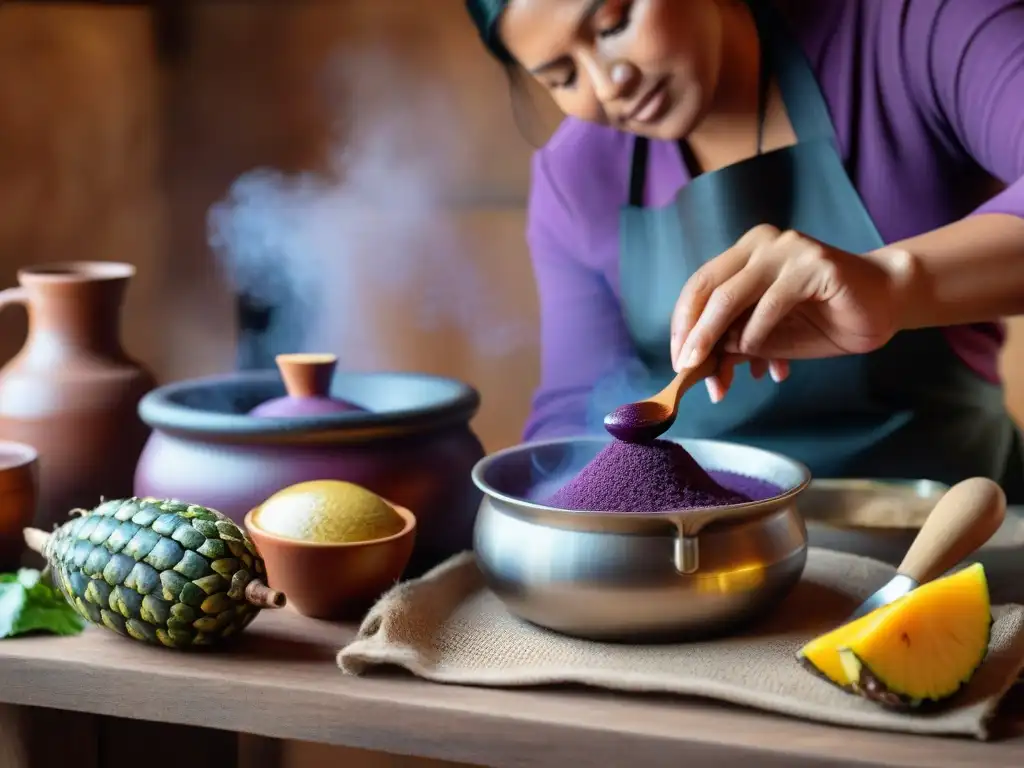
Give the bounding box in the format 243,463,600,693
0,0,558,456
1,2,1022,766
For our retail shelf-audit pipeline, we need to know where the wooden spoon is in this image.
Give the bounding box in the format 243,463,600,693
603,356,719,442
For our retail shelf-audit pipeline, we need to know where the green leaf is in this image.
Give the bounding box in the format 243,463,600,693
0,570,86,639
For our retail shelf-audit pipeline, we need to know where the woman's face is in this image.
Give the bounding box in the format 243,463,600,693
499,0,730,141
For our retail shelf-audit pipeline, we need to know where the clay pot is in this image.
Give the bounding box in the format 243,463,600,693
0,441,38,571
134,365,485,578
0,262,156,530
245,502,416,620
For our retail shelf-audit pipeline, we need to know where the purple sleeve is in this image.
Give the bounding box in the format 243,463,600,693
521,150,636,441
904,0,1024,217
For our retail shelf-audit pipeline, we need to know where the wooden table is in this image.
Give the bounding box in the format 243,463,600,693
4,514,1024,768
0,606,1022,768
3,588,1024,767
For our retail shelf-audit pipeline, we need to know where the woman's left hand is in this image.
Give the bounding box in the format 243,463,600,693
670,224,908,401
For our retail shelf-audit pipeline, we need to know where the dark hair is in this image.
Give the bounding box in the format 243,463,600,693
465,0,514,63
465,0,546,145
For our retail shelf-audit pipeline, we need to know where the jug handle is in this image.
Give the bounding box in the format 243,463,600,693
0,287,27,313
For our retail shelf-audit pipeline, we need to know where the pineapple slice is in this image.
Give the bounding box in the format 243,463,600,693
799,563,992,710
797,602,896,689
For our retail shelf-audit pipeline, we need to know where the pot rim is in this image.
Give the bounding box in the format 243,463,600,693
0,440,38,493
471,436,812,531
0,440,38,471
138,370,481,443
18,260,136,283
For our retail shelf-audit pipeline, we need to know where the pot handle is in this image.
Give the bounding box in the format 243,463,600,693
0,287,27,314
0,288,28,360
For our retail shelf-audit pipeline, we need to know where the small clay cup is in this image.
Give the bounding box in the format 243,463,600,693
0,442,38,571
244,503,416,620
248,353,365,417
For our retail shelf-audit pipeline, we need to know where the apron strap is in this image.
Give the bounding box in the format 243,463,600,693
627,0,836,209
748,0,836,144
628,136,649,208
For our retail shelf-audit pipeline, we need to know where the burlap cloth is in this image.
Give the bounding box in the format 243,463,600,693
338,547,1024,740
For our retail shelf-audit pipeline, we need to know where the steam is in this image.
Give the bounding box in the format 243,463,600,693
584,356,664,434
207,50,527,369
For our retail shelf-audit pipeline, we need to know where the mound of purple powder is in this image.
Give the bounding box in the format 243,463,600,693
543,439,771,513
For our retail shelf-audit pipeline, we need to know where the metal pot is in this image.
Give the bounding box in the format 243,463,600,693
134,370,485,578
471,437,811,641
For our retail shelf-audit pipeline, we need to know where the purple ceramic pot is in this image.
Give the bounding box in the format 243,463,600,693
134,370,484,577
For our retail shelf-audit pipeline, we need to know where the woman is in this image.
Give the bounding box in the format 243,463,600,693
465,0,1024,499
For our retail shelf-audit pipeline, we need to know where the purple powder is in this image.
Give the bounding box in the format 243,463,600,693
709,471,782,503
543,440,781,513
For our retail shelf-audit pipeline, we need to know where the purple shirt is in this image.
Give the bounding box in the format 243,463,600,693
523,0,1024,441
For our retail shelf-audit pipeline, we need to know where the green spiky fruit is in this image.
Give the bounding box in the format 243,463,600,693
30,497,286,649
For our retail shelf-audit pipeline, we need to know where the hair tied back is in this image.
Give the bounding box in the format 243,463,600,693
465,0,514,63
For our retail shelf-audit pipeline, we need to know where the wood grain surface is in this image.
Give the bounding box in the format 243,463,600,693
0,604,1021,768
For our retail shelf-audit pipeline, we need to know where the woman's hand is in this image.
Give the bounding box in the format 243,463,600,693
670,224,909,402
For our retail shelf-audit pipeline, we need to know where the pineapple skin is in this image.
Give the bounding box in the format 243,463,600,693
45,497,267,648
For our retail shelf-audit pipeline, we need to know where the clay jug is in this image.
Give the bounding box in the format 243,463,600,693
0,262,156,530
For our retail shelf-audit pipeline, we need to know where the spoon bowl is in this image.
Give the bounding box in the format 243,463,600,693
603,357,718,443
603,401,675,442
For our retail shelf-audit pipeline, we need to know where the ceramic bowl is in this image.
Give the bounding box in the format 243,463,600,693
0,441,38,570
244,503,417,620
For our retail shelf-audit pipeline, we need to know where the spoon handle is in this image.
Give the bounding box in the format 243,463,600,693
660,356,720,409
897,477,1006,584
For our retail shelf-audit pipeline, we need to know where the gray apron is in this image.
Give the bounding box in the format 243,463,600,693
616,1,1024,500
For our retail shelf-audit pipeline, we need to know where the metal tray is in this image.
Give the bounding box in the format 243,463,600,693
802,478,1024,568
800,478,949,531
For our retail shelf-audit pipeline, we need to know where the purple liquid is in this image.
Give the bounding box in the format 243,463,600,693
542,440,782,513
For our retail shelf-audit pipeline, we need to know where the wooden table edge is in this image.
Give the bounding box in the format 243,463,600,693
1,642,1022,768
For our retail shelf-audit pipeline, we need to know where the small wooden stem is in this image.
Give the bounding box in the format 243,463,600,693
23,528,50,555
245,579,287,609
